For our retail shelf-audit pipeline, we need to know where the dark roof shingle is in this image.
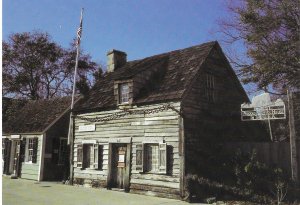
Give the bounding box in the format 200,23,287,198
3,96,72,134
75,41,216,112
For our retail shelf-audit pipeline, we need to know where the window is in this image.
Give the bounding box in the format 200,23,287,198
119,83,129,104
25,137,38,163
136,143,167,174
77,143,103,170
145,144,159,172
205,74,215,102
27,138,34,162
58,138,68,165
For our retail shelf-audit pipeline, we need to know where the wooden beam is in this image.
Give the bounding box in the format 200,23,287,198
288,90,298,183
106,143,113,189
124,143,132,192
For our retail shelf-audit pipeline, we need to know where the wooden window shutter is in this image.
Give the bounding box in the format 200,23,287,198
136,144,144,172
20,138,26,162
93,144,99,169
98,145,103,170
159,143,167,174
32,137,38,163
77,144,83,168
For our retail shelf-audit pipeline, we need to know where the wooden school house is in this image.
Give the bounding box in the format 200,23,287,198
71,41,264,199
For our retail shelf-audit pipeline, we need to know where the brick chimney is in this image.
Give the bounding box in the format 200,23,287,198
107,49,127,73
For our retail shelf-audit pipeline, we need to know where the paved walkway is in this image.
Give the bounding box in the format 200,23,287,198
2,177,205,205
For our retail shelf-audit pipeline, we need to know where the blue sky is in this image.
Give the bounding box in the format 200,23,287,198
2,0,258,96
3,0,231,64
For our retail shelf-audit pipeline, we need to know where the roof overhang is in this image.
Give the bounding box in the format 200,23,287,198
42,96,82,133
2,132,44,136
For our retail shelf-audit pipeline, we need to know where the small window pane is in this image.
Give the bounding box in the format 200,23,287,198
119,83,129,104
27,138,34,162
145,144,159,172
83,144,91,168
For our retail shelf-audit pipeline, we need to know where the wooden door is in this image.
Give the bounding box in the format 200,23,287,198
111,144,127,189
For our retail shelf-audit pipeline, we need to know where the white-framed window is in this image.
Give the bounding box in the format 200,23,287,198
205,74,215,102
25,137,38,163
77,143,103,170
119,83,129,104
136,143,167,174
27,138,34,162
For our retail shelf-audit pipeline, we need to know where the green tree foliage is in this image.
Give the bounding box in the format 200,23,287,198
220,0,300,93
3,31,102,100
76,76,90,96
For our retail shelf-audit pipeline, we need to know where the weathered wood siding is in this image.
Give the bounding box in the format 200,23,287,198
73,102,181,198
292,92,300,140
20,134,42,181
181,47,268,174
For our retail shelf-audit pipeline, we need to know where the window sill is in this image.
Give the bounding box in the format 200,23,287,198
84,168,96,170
118,102,130,105
24,162,33,164
75,168,105,174
79,168,101,171
118,103,132,109
140,171,166,175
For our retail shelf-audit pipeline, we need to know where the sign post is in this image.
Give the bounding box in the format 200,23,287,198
241,93,286,140
241,92,298,183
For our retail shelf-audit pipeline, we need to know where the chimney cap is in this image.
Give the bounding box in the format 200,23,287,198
107,49,127,56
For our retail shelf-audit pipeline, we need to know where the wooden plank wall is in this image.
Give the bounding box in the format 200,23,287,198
292,92,300,139
73,102,181,198
20,134,42,181
181,47,267,174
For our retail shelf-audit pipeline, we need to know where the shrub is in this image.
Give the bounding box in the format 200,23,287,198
73,178,84,185
91,179,101,188
184,147,296,204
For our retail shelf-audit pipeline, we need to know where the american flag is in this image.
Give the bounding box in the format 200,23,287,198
76,10,83,46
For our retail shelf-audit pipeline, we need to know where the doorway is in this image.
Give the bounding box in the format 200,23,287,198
8,139,25,177
3,139,11,174
9,140,20,176
108,143,131,191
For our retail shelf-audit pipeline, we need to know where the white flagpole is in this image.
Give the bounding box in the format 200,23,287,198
71,8,84,112
68,8,84,184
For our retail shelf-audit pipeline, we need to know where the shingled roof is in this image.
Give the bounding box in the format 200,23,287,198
2,97,27,123
3,96,72,134
74,41,217,112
